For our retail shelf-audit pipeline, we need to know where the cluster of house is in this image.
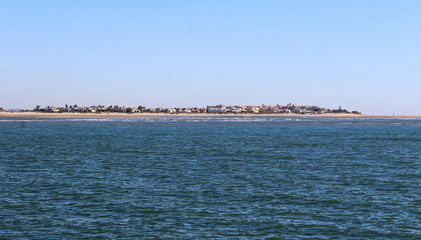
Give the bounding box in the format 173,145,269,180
35,105,143,113
204,104,360,114
33,104,360,115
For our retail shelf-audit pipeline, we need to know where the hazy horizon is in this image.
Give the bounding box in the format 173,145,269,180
1,0,420,115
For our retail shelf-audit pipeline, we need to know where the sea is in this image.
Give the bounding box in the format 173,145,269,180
0,116,420,239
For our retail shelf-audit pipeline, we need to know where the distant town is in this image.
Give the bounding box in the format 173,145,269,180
0,104,361,115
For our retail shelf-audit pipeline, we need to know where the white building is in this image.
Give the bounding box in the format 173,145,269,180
207,104,227,113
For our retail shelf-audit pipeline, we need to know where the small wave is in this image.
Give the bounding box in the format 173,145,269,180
0,119,48,122
67,118,115,122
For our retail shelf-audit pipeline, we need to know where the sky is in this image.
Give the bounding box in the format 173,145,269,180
0,0,420,115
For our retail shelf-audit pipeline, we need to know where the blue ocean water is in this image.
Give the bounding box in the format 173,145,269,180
0,116,420,239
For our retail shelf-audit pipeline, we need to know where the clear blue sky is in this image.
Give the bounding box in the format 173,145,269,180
1,0,420,114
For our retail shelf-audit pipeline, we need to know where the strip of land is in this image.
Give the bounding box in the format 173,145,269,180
0,112,420,119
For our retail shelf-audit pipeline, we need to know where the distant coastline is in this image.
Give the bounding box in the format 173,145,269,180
3,103,360,115
0,111,420,119
1,104,419,119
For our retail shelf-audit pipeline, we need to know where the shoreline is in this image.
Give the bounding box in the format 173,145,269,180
0,112,420,119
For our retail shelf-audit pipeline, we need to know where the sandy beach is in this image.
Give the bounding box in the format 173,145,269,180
0,111,420,119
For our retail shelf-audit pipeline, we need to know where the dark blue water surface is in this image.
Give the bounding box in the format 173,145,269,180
0,117,420,239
